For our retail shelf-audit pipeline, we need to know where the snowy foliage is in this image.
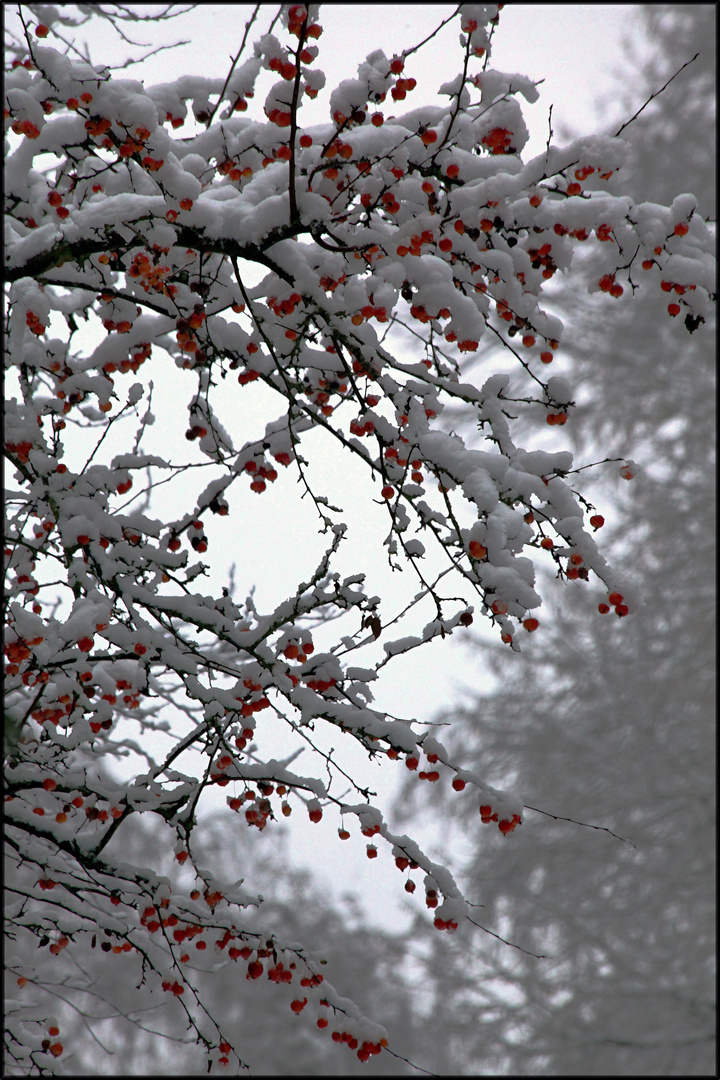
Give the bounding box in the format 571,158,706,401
392,5,716,1074
4,2,716,1074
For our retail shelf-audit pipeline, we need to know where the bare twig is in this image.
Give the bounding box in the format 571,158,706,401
524,804,636,847
468,917,547,958
205,3,262,127
614,53,699,137
401,6,462,60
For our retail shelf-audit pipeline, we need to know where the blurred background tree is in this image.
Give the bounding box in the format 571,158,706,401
390,5,716,1075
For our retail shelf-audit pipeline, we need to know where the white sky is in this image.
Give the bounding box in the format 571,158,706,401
8,3,652,930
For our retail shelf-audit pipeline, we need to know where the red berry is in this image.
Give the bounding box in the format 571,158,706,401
452,777,466,791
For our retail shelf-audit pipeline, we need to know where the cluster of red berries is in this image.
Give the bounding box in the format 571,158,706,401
598,274,624,298
480,805,523,834
25,310,47,336
329,1029,385,1062
481,126,514,154
242,459,278,494
598,591,629,617
127,249,174,295
10,118,41,138
4,440,34,462
85,115,112,138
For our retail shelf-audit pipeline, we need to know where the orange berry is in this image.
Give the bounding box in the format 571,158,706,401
523,617,539,632
673,222,689,236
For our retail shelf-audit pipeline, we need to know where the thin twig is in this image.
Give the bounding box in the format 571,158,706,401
382,1046,440,1076
614,53,699,137
524,805,636,847
544,102,554,162
205,3,262,127
468,918,547,958
401,6,462,59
